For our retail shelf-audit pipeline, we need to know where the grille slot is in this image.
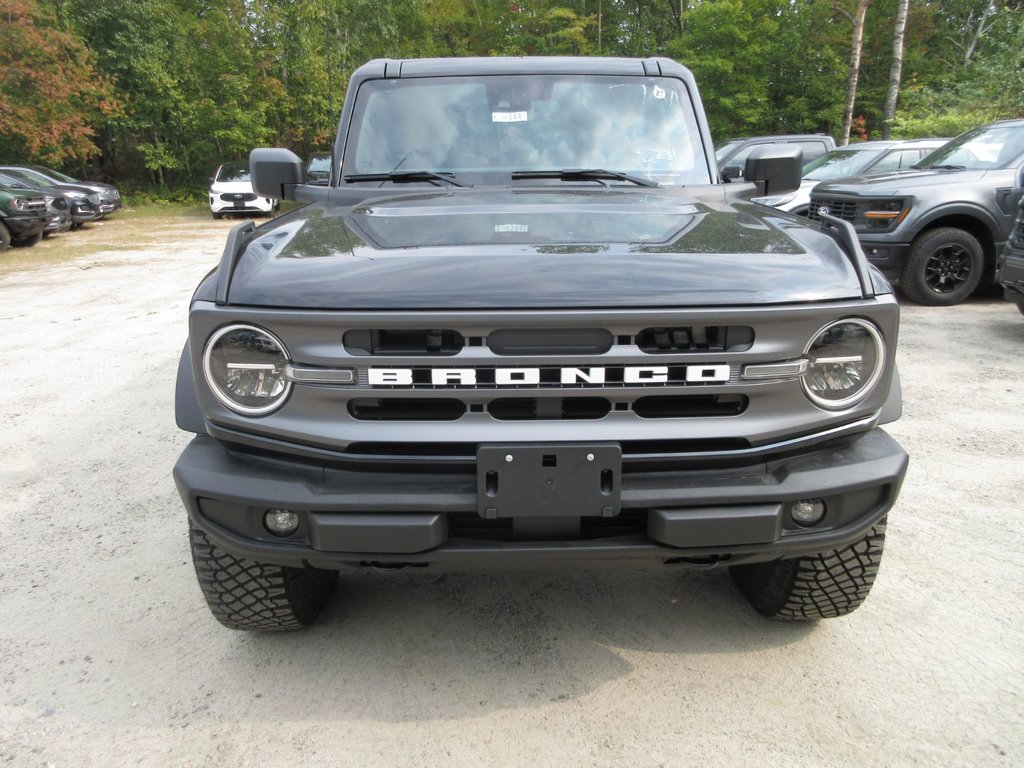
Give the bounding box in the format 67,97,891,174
487,328,613,355
633,395,747,418
344,329,464,356
348,398,466,421
220,193,257,202
488,397,611,421
637,325,753,353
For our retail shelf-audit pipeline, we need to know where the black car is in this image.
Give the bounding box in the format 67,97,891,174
174,56,907,632
0,164,121,217
0,167,102,227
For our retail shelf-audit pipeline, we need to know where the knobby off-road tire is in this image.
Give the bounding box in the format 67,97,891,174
900,227,984,306
730,517,887,620
189,525,338,631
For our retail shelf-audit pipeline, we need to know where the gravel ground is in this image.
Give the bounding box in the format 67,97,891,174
1,213,1022,767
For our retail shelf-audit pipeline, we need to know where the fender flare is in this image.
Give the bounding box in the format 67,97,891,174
175,341,206,433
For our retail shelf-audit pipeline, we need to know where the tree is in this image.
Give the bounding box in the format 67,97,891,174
881,0,909,139
0,0,117,165
839,0,870,146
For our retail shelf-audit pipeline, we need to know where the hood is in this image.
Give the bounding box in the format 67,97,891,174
814,168,988,196
226,188,869,309
210,180,255,194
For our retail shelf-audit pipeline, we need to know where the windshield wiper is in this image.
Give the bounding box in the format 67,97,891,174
343,170,472,187
923,164,966,171
511,168,659,188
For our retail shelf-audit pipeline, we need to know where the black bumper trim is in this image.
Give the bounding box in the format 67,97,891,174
174,429,908,570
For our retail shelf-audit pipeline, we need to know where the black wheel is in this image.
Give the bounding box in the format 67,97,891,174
12,231,42,247
211,211,224,220
900,227,984,306
1017,303,1024,318
189,525,338,631
0,222,10,251
730,518,886,620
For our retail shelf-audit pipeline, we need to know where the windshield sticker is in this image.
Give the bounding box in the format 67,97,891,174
492,111,528,123
495,224,529,233
652,86,666,100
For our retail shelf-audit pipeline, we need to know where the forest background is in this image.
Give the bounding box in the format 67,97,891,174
1,0,1022,198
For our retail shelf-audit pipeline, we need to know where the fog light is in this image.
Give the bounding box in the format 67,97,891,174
791,499,826,527
264,509,300,536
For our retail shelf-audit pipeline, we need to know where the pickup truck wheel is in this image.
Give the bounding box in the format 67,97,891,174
0,222,10,251
189,525,338,631
730,518,886,620
900,227,983,306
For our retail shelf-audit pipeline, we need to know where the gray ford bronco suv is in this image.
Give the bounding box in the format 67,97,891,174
174,57,908,631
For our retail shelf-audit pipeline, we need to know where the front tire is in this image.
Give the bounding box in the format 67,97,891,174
730,518,887,620
0,222,10,251
900,227,984,306
13,231,42,247
189,525,338,631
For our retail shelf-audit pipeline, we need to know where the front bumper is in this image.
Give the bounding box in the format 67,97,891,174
998,250,1024,307
45,211,72,233
856,238,911,280
209,194,275,214
3,214,47,239
175,429,908,571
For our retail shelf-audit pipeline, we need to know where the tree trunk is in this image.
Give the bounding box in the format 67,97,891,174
881,0,909,139
840,0,870,146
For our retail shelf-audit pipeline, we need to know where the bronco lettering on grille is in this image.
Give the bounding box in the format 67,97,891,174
367,365,731,387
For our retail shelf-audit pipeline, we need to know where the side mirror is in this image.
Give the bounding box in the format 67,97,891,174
744,145,802,196
721,164,742,182
250,147,304,200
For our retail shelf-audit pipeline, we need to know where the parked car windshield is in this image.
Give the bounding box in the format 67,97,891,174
344,74,711,186
2,168,53,187
35,167,78,184
714,139,744,163
216,164,251,183
803,147,885,181
0,172,34,190
918,123,1024,171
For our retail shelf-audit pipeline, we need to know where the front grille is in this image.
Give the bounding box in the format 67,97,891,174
22,198,46,212
220,193,257,202
806,197,858,223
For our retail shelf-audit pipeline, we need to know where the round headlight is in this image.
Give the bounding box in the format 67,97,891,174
203,324,292,415
802,319,884,409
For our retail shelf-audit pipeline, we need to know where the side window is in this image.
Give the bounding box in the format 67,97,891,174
872,149,921,173
725,143,758,170
797,141,828,163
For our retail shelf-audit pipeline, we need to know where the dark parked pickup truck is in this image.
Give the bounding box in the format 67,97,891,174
809,119,1024,305
174,56,908,631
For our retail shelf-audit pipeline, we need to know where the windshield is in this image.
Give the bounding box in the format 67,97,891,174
918,123,1024,171
0,173,32,190
3,168,52,187
308,155,331,172
344,74,710,186
714,140,744,163
216,164,251,183
803,147,885,180
38,167,77,183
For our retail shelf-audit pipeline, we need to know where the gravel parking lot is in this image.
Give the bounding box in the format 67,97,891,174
1,213,1022,767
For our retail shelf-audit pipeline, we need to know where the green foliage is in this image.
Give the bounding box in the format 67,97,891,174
2,0,1021,185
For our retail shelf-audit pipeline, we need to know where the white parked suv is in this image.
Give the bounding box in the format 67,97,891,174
756,138,949,216
209,163,276,219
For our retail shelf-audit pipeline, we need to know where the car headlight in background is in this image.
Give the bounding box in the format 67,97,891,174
802,319,884,409
863,198,909,229
203,324,292,415
10,197,26,211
